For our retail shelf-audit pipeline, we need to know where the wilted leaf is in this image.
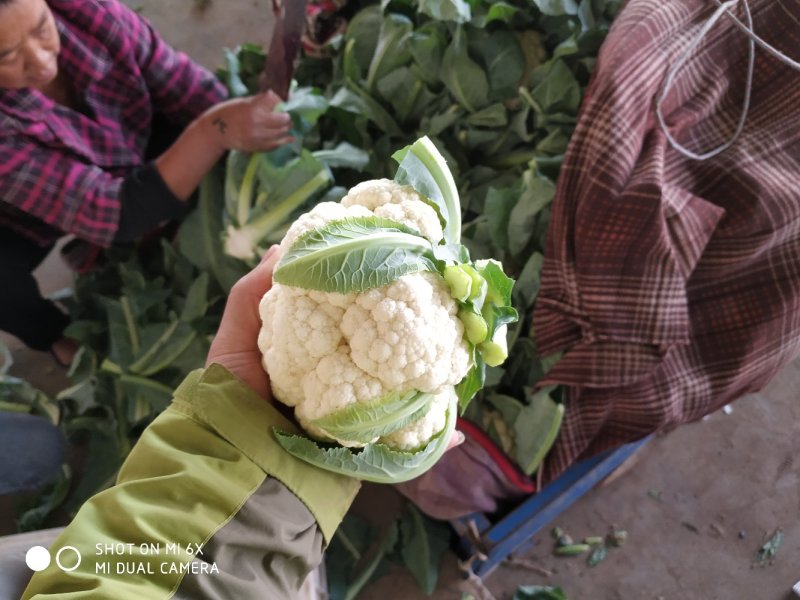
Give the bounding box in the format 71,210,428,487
344,6,383,78
399,504,451,594
366,13,413,92
441,27,489,113
469,29,526,101
531,0,579,16
513,387,565,475
755,529,783,566
418,0,472,23
587,544,608,567
410,22,448,86
513,585,569,600
508,173,556,256
529,59,582,116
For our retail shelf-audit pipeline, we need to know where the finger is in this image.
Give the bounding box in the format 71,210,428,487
247,123,292,144
254,92,289,118
229,247,279,302
260,244,279,264
256,113,292,130
244,137,294,153
244,245,280,287
214,249,280,360
446,431,466,451
255,125,293,140
267,137,295,150
256,136,295,151
258,245,281,272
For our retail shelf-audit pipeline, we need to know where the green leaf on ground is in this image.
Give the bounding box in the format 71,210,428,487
513,585,569,599
755,529,783,566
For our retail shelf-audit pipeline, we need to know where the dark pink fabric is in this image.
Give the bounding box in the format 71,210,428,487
534,0,800,483
395,419,534,520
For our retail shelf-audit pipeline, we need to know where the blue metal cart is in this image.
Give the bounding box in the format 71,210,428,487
451,437,650,577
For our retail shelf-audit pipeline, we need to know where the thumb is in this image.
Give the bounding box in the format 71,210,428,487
232,245,281,301
252,244,281,282
259,244,280,265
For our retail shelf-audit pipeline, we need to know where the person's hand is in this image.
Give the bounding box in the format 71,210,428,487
206,246,280,400
203,90,294,153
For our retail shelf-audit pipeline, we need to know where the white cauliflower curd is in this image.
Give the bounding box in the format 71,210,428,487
258,179,471,450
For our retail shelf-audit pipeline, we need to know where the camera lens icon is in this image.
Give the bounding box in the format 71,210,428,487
25,546,81,572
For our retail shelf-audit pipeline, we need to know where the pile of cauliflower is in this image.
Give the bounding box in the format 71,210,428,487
258,179,471,451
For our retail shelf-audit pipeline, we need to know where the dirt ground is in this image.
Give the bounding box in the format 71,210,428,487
2,1,799,599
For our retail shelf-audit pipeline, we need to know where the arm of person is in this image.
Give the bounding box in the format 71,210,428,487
20,250,360,600
21,365,359,600
0,95,291,247
0,0,292,247
98,0,294,201
0,136,124,247
152,92,293,201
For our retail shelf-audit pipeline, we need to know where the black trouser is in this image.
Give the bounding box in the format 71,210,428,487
0,227,70,351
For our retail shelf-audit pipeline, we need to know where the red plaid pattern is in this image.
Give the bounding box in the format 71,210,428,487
0,0,227,247
534,0,800,483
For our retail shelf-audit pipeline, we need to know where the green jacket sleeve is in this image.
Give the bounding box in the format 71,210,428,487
21,364,361,600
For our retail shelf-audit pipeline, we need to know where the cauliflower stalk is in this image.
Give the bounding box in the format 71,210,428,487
258,137,518,483
222,149,336,261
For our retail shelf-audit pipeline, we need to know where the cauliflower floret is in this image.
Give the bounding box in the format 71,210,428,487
258,283,345,406
259,273,470,449
342,179,443,244
342,273,469,392
380,389,452,451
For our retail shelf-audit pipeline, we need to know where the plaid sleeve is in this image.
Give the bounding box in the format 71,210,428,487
0,133,122,247
532,2,726,389
103,1,228,126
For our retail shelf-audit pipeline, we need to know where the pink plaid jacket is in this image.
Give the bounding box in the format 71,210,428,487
0,0,226,247
534,0,800,483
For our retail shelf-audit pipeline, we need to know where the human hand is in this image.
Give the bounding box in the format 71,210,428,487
204,90,294,153
206,246,280,400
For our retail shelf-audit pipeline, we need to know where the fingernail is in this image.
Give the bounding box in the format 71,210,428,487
260,245,279,263
456,431,466,446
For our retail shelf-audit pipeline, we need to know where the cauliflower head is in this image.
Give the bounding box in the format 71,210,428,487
258,180,470,450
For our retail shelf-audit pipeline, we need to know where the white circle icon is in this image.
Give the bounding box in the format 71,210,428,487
55,546,82,572
25,546,51,572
